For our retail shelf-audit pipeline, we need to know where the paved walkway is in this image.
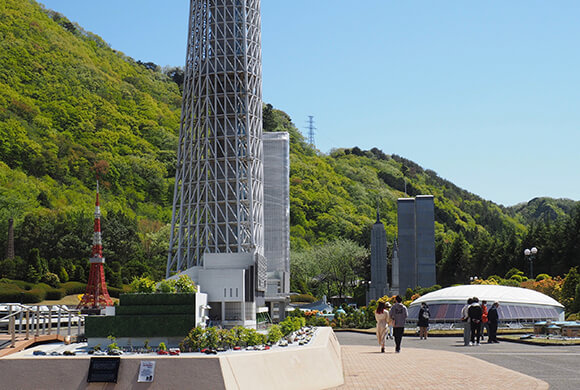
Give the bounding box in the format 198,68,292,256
331,345,549,390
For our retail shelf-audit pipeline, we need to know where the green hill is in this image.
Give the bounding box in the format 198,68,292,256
0,0,579,291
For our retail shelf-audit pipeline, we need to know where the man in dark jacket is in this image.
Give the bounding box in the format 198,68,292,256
467,297,483,345
487,301,500,343
389,295,408,353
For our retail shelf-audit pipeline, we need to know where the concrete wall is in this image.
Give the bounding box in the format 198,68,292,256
0,327,343,390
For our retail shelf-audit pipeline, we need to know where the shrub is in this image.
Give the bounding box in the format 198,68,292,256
61,281,87,295
202,326,220,349
172,275,197,293
217,328,235,349
231,326,247,347
156,279,175,293
108,286,123,298
0,285,24,302
287,308,305,318
45,288,66,300
290,293,316,303
180,326,205,352
58,267,69,283
107,336,119,353
20,288,46,303
566,313,579,321
267,325,283,344
305,316,329,327
158,342,167,352
279,316,305,336
41,272,60,288
130,276,156,293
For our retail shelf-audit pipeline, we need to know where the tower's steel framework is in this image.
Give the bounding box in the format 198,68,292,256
167,0,263,276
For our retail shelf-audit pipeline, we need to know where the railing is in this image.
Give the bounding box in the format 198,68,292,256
0,304,86,349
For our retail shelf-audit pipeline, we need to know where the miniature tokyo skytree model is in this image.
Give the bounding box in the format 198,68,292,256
78,181,113,310
167,0,265,326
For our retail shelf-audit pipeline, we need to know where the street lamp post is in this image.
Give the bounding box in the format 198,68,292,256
524,247,538,279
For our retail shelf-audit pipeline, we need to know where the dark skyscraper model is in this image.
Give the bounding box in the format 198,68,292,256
396,195,436,292
167,0,266,326
368,206,389,303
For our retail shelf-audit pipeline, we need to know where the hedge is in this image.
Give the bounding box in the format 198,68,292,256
108,286,123,298
0,285,47,303
86,314,197,338
45,288,66,300
116,304,197,316
20,288,46,303
290,294,316,303
61,281,87,295
120,293,196,306
0,285,24,302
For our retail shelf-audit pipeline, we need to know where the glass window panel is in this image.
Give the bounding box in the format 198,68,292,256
497,305,506,319
504,305,515,319
436,304,448,318
515,306,525,318
453,304,464,319
530,306,541,318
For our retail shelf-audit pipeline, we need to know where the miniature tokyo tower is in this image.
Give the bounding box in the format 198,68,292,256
78,180,113,309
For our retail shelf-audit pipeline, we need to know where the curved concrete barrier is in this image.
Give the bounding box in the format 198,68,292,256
0,327,343,390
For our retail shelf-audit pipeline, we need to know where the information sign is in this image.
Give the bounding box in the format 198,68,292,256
138,361,156,383
87,357,121,383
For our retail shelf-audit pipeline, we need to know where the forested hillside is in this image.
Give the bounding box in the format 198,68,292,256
1,0,579,298
0,0,180,283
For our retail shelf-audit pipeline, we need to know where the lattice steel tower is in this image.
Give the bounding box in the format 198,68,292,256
167,0,264,276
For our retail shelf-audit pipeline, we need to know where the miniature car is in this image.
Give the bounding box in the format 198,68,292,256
169,348,180,355
157,349,169,355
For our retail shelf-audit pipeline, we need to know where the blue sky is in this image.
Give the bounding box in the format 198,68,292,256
38,1,580,206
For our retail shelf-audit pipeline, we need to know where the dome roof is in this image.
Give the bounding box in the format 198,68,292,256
410,284,563,308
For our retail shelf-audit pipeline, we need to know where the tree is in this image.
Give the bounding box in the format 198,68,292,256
26,248,48,282
315,239,369,300
562,267,580,312
438,233,470,286
289,250,320,295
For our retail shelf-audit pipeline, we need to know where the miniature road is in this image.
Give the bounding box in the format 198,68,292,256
334,331,580,390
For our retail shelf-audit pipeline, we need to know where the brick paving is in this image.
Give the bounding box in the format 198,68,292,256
331,345,549,390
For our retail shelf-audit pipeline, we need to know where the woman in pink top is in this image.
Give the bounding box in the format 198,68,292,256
374,301,391,353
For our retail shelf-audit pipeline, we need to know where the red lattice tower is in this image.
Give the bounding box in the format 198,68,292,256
78,181,113,309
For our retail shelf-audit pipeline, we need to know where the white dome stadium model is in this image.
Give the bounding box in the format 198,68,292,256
408,285,565,323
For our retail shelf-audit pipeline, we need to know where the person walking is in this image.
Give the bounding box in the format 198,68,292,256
487,301,500,343
418,302,430,340
374,301,391,353
389,295,408,353
468,297,483,345
461,298,473,346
